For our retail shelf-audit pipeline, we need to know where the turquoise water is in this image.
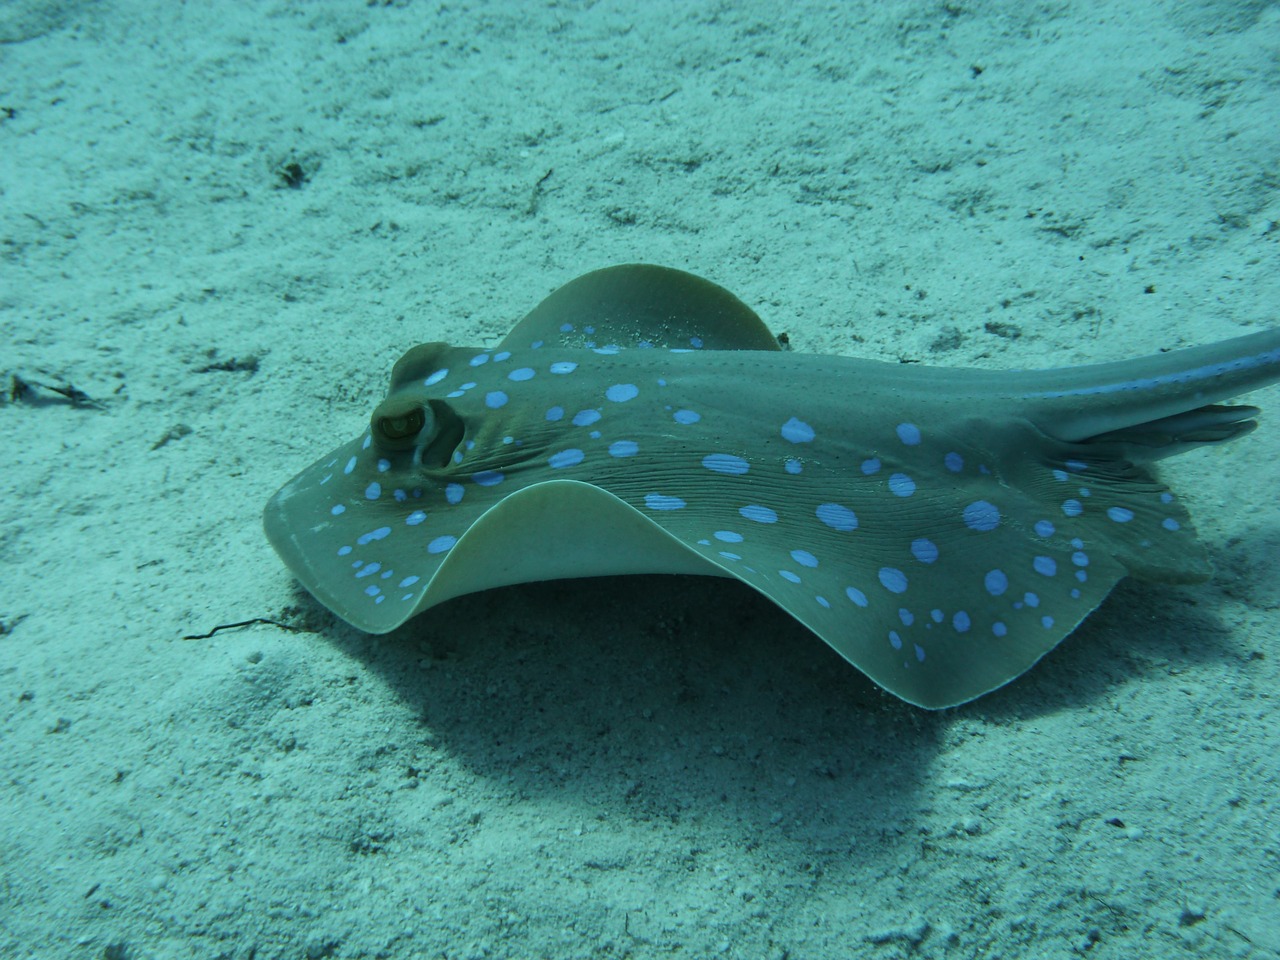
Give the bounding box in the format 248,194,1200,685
1,2,1276,957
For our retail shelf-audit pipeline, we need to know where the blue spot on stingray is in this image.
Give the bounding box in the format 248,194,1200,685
944,452,964,472
896,423,921,445
1107,506,1135,523
781,417,815,443
645,493,686,511
331,504,346,515
427,535,456,554
1162,517,1180,531
963,500,1000,531
406,510,426,526
376,458,390,473
889,473,916,497
494,351,511,362
344,456,357,475
784,458,802,474
1034,520,1055,537
953,611,971,633
469,354,489,367
472,471,504,487
861,458,881,475
606,383,639,402
993,621,1008,637
1033,556,1056,576
357,526,392,545
673,409,701,424
1041,615,1055,629
1062,499,1083,517
779,570,802,584
509,367,535,381
446,483,464,505
719,552,741,561
1066,459,1086,471
714,531,744,543
365,585,381,598
356,562,382,579
609,440,638,458
845,586,869,607
549,449,585,469
914,644,926,663
424,368,449,386
816,596,831,609
559,322,573,332
1072,551,1089,566
791,549,818,568
399,576,420,588
338,545,352,556
741,504,778,523
545,406,564,421
1052,469,1069,482
816,503,858,531
899,608,914,626
573,409,601,426
878,567,908,594
889,631,903,650
911,538,938,563
485,391,508,409
1023,592,1040,607
550,361,577,374
702,453,750,475
984,569,1008,596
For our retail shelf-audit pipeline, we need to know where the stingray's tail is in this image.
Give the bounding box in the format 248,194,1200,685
1016,328,1280,454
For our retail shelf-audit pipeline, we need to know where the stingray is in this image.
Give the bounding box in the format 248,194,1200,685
264,264,1280,707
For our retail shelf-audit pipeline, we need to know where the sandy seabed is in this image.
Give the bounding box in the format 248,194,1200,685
2,1,1279,958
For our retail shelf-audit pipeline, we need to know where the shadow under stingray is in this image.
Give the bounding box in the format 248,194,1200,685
282,553,1247,869
301,574,946,863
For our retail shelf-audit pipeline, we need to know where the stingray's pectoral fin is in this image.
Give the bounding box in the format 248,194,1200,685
416,480,729,610
1016,442,1213,590
500,264,784,352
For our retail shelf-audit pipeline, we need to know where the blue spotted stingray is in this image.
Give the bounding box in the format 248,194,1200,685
264,264,1280,707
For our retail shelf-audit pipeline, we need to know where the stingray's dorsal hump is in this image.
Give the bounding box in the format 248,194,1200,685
500,263,784,352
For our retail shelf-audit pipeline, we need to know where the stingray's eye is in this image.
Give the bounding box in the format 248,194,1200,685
379,409,424,440
372,402,427,449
